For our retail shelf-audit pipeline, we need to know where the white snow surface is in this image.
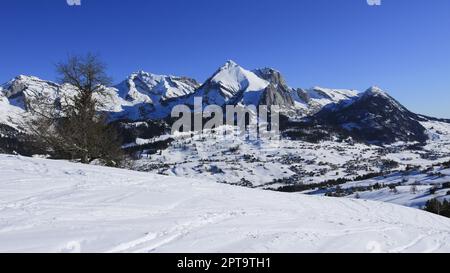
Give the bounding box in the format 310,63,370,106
196,61,270,106
211,61,269,96
0,154,449,253
0,97,24,128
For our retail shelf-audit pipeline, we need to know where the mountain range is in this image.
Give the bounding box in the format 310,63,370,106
0,60,448,146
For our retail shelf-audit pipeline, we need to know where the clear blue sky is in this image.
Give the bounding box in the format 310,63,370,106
0,0,449,117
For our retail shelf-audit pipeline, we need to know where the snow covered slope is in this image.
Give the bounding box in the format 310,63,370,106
115,71,199,107
0,75,56,129
0,154,449,253
305,86,358,109
0,75,128,124
190,60,270,106
0,75,59,110
308,87,359,105
0,96,23,129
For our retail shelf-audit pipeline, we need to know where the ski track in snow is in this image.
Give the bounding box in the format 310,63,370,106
0,154,449,253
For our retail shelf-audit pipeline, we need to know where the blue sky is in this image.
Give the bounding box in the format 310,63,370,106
0,0,449,117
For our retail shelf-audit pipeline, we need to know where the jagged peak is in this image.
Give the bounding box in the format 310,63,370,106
131,70,149,76
252,67,283,79
211,61,267,84
252,67,288,89
225,59,238,66
218,60,241,71
129,71,167,80
127,71,198,85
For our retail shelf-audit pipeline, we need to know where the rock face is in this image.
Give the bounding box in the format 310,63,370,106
253,68,295,109
260,84,295,108
312,87,429,144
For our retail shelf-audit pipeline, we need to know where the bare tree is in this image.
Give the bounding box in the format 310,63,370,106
25,54,123,166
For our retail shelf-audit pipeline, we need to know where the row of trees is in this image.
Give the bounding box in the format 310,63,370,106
25,54,123,166
424,199,450,218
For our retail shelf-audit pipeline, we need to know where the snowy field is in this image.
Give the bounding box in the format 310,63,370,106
0,154,449,253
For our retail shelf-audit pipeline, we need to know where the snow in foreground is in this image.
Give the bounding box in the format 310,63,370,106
0,154,449,253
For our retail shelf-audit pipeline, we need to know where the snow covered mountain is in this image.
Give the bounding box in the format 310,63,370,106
0,75,58,112
184,61,359,115
0,75,126,114
115,71,199,102
0,72,199,123
0,61,447,146
290,86,359,117
184,60,270,106
0,61,364,125
310,86,428,143
1,154,449,253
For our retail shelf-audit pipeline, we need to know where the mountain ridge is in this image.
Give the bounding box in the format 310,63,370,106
0,60,364,121
1,61,447,145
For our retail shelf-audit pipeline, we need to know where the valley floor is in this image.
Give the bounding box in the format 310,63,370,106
0,154,449,253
